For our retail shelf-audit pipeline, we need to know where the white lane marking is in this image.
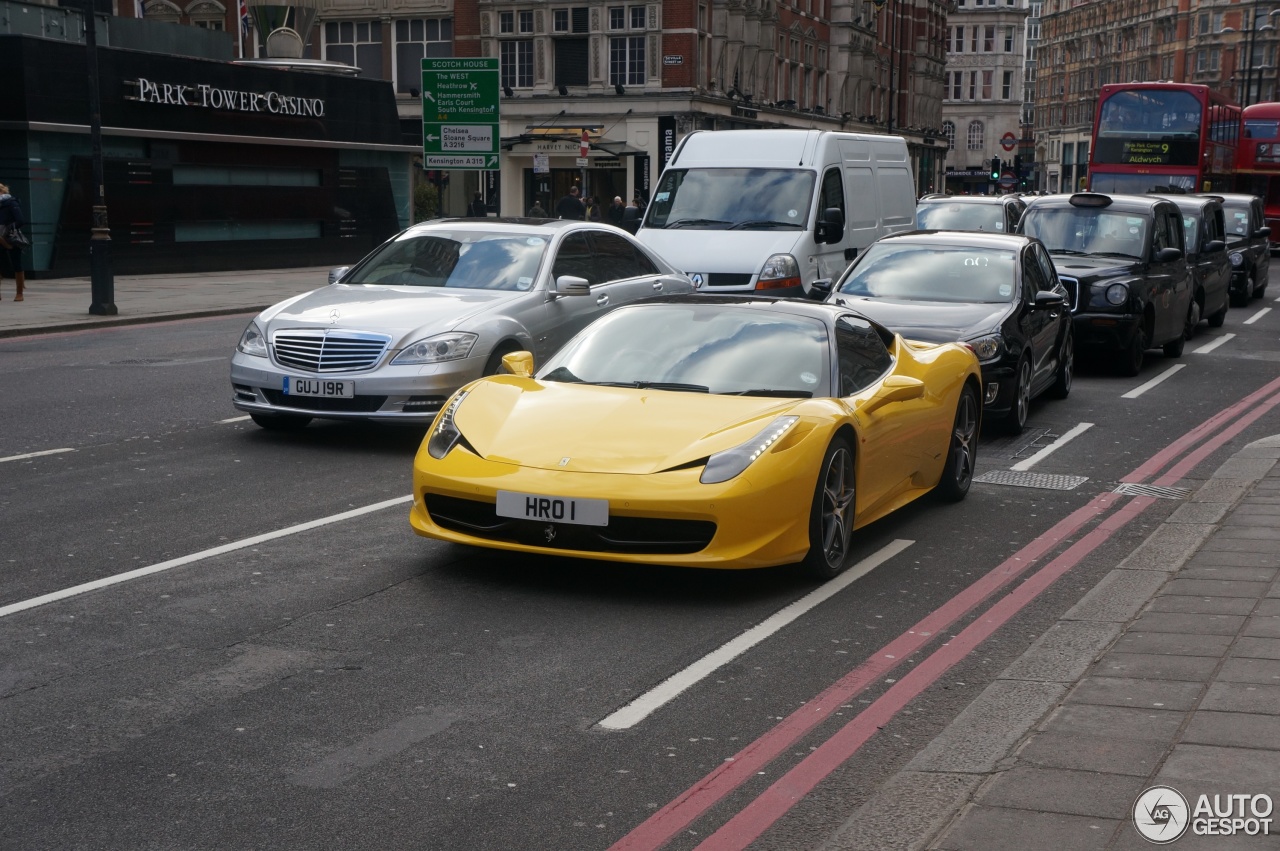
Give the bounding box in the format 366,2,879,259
1274,294,1280,303
0,448,75,464
1193,333,1235,354
1122,364,1186,400
596,539,915,731
1244,307,1272,325
220,415,251,423
0,495,413,619
1011,422,1094,472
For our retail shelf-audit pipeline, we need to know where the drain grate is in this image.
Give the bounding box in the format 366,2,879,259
974,470,1089,491
1112,482,1191,500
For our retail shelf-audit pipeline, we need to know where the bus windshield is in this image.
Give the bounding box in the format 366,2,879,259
1094,89,1204,168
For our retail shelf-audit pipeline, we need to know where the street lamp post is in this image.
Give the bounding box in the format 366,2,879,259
83,0,116,316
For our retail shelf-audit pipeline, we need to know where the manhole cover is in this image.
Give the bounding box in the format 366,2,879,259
1112,482,1191,500
974,470,1089,491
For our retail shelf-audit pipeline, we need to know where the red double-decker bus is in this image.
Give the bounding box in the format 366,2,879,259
1089,82,1240,194
1237,101,1280,244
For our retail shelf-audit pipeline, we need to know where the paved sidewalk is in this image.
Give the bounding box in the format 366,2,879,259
0,266,330,337
825,436,1280,851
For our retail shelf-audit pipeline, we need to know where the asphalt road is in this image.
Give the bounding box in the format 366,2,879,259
3,288,1280,851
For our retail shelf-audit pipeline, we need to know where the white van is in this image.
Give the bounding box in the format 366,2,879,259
636,129,916,296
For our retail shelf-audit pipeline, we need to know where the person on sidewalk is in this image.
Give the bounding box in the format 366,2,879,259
526,197,548,217
555,186,586,221
0,183,27,302
467,192,487,218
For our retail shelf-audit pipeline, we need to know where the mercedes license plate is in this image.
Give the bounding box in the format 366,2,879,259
284,377,354,398
495,490,608,526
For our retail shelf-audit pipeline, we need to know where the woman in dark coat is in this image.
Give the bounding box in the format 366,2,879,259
0,183,27,302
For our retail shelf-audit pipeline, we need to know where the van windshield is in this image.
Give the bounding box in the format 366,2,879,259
644,168,814,230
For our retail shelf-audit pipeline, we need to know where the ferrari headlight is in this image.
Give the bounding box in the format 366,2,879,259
1105,283,1129,306
237,321,268,357
965,333,1003,363
426,390,470,459
700,416,799,484
392,332,478,365
1229,251,1244,267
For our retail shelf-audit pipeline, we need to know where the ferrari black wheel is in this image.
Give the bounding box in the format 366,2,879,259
802,435,856,580
250,413,312,431
936,384,979,503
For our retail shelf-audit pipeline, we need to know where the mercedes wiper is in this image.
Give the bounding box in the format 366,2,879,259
729,389,814,398
728,220,803,230
663,218,730,229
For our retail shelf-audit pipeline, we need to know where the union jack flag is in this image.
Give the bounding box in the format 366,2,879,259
240,0,250,37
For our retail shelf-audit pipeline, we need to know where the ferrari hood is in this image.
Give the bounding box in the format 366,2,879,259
261,284,522,341
453,378,805,474
834,295,1011,344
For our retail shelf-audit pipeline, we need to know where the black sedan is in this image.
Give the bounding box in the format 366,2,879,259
815,231,1072,433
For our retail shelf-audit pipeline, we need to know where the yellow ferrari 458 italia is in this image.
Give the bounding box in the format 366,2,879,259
410,296,982,578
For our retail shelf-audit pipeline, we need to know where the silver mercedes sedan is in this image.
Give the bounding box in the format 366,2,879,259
230,218,694,429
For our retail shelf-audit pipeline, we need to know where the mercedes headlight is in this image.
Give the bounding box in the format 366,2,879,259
237,321,268,357
392,332,478,365
1229,252,1244,267
700,416,799,484
965,333,1003,363
1105,283,1129,306
426,390,470,459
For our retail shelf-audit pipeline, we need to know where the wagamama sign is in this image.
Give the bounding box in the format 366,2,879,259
130,78,325,117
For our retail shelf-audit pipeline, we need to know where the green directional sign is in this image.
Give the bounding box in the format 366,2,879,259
422,57,501,171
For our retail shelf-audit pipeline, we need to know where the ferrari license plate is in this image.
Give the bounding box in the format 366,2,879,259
284,377,354,398
495,490,608,527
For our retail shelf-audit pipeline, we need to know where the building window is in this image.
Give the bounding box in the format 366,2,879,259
518,10,533,32
394,18,453,93
501,39,534,88
952,71,962,99
952,26,964,52
1003,70,1014,99
610,35,645,85
970,27,979,52
499,11,514,33
968,71,977,99
631,5,645,28
609,6,624,28
324,21,383,79
982,70,993,99
943,120,956,150
968,120,985,150
553,8,569,30
983,25,995,52
1003,26,1014,52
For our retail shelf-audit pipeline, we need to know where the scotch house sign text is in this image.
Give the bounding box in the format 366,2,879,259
127,78,326,117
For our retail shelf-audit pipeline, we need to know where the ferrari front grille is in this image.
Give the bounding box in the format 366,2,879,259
272,329,391,373
424,494,717,555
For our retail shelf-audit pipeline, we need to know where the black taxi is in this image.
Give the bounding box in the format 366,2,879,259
1018,192,1193,376
1210,193,1271,305
1150,194,1231,336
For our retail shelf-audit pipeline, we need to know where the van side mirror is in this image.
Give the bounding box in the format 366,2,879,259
1153,247,1183,263
816,207,845,244
1204,239,1226,253
328,266,351,284
553,275,591,296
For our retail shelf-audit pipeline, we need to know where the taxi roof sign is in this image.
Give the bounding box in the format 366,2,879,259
1068,192,1114,208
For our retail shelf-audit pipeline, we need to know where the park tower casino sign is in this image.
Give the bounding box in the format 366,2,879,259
126,77,325,117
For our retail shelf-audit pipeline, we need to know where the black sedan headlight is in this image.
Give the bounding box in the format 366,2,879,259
965,334,1003,364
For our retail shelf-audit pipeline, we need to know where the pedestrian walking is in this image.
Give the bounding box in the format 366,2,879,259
0,183,28,302
607,195,625,226
555,186,586,220
527,197,548,217
585,195,603,222
467,192,487,218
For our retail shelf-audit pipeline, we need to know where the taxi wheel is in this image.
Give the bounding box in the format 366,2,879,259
802,435,856,580
250,413,312,431
936,384,979,503
1232,274,1254,307
1003,357,1032,434
1207,301,1228,328
1184,297,1202,341
1047,325,1074,399
1163,327,1185,358
1119,324,1147,377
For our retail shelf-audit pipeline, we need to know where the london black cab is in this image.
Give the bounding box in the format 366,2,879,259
1150,194,1231,336
1210,192,1271,305
1018,192,1193,376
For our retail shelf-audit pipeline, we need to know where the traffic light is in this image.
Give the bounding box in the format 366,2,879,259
1013,154,1023,176
990,157,1002,181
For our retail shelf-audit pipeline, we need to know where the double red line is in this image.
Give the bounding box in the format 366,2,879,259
611,374,1280,851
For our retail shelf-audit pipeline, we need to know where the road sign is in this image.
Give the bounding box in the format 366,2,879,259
422,58,500,171
580,130,590,159
1000,131,1017,152
999,171,1017,188
575,157,590,167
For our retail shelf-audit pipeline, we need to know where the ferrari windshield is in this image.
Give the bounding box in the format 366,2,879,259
538,303,831,397
837,243,1018,304
343,230,547,290
644,168,815,230
1020,208,1150,259
915,203,1008,233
